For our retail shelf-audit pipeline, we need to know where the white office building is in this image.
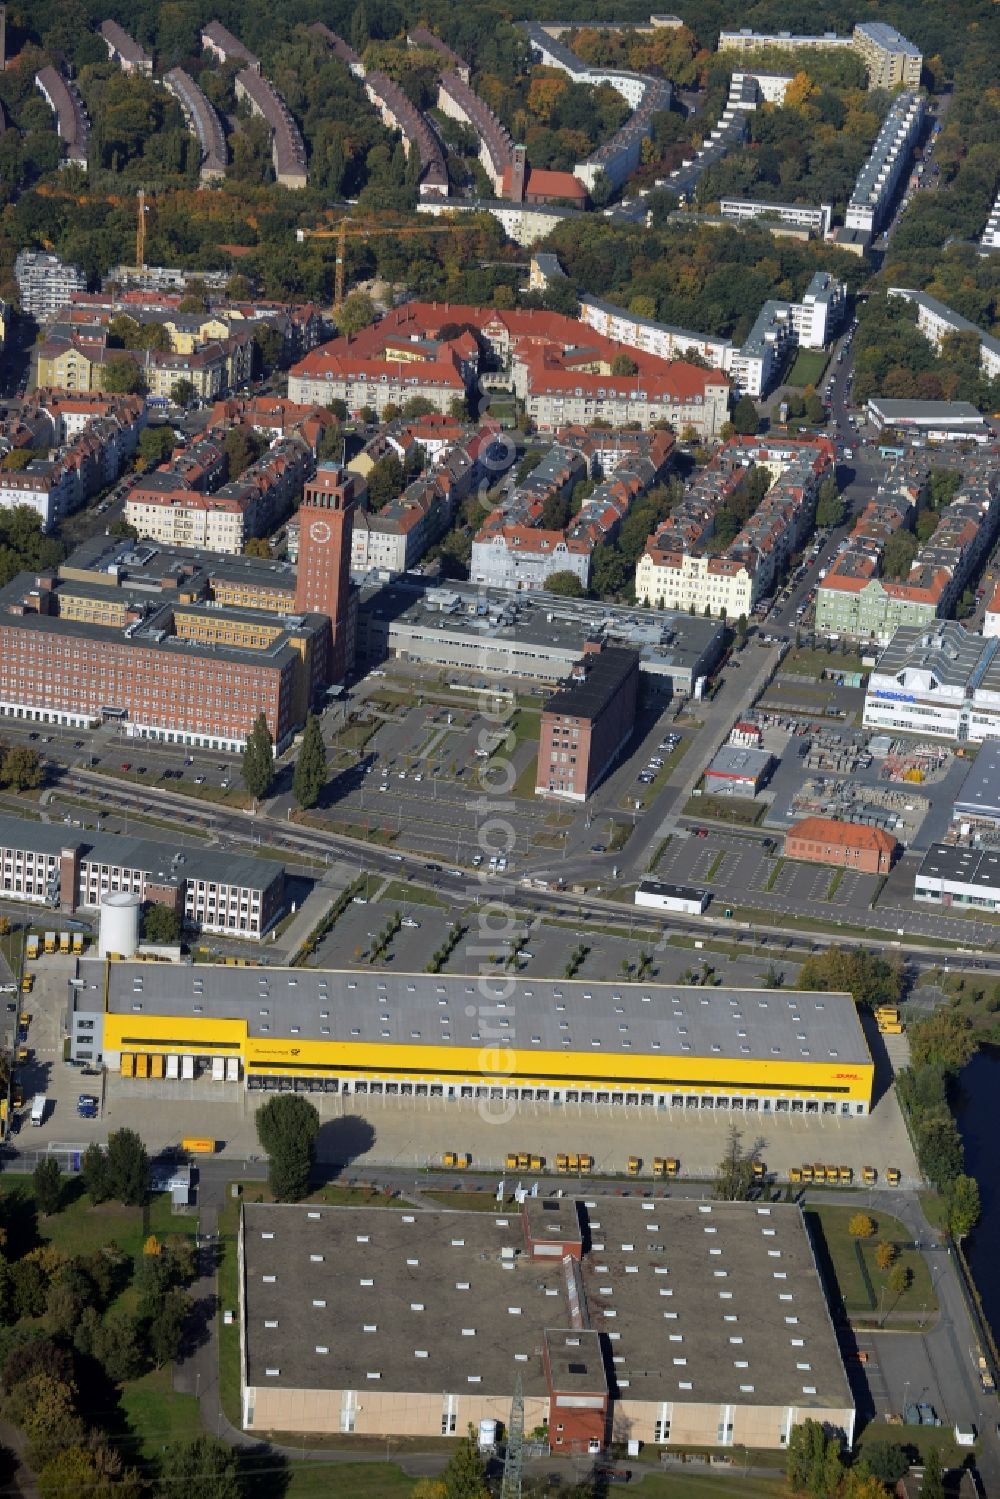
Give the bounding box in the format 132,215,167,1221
863,622,1000,743
888,288,1000,381
720,199,832,238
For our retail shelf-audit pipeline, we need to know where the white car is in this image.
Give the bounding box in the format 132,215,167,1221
352,896,367,905
401,917,420,929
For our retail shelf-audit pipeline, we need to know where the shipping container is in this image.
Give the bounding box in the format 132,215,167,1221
211,1057,225,1082
181,1055,195,1080
182,1137,215,1155
166,1054,179,1080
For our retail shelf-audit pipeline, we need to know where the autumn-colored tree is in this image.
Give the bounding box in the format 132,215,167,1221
143,1234,162,1257
888,1263,912,1298
875,1241,897,1271
849,1213,876,1239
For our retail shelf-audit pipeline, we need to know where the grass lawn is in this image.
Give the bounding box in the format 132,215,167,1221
856,1420,963,1472
783,646,865,679
118,1368,201,1465
0,925,24,977
918,1190,949,1235
514,753,539,801
508,708,541,748
423,1189,506,1210
0,1177,194,1264
684,794,764,827
631,1472,785,1497
379,880,448,908
786,348,828,387
806,1205,938,1319
282,1461,418,1499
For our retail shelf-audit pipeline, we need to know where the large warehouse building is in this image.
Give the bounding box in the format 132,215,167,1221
69,962,874,1115
239,1196,855,1447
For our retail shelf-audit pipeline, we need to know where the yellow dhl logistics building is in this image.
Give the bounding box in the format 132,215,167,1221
71,960,875,1115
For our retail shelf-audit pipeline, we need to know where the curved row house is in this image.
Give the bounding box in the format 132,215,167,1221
234,68,308,190
201,20,259,72
163,67,228,182
521,23,672,190
363,71,449,199
407,26,470,82
308,21,365,78
35,66,90,171
437,71,514,195
99,19,152,75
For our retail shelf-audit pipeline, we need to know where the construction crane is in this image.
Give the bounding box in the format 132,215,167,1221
135,187,148,270
500,1373,524,1499
295,216,489,309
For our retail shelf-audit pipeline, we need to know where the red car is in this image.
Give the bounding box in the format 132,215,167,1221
121,761,131,770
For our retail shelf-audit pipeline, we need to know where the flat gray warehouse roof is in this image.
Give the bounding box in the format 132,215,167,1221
241,1198,852,1411
84,962,870,1067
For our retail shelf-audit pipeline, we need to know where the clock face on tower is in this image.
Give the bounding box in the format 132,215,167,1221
309,519,332,545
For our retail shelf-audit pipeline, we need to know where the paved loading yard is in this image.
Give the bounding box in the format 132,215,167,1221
67,1075,916,1186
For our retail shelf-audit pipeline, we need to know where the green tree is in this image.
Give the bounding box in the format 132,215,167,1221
863,1441,908,1484
103,356,146,396
106,1128,148,1206
713,1124,761,1201
244,537,271,558
92,1308,144,1382
731,395,759,435
786,1418,844,1498
544,570,584,597
337,291,376,336
38,1445,99,1499
292,712,327,810
610,353,638,376
815,478,844,527
882,530,918,580
1,745,44,791
921,1447,944,1499
255,1094,320,1201
147,1289,190,1369
945,1173,981,1239
796,946,903,1008
441,1429,488,1499
138,426,176,466
367,453,405,510
82,1142,110,1204
142,903,181,944
242,712,275,800
909,1010,977,1073
161,1437,243,1499
33,1158,62,1216
170,379,196,407
888,1262,912,1298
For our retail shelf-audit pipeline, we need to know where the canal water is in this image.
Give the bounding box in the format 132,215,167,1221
956,1047,1000,1338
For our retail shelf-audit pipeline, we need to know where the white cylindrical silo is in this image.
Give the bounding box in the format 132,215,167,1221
98,891,141,958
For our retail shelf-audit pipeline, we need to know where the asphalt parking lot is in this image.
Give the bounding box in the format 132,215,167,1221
653,829,882,914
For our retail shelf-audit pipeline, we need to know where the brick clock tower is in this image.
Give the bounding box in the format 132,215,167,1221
294,463,356,684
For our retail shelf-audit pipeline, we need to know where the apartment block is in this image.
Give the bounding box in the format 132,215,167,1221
635,436,833,617
472,430,674,592
536,643,640,800
845,91,925,239
888,288,1000,382
719,199,832,239
0,390,145,529
817,472,1000,644
234,69,308,189
718,23,921,91
15,250,86,321
364,71,449,199
351,426,512,578
162,68,227,182
35,66,89,170
579,296,733,372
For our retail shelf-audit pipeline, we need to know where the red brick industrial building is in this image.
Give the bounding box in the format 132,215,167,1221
536,642,640,802
785,817,898,875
